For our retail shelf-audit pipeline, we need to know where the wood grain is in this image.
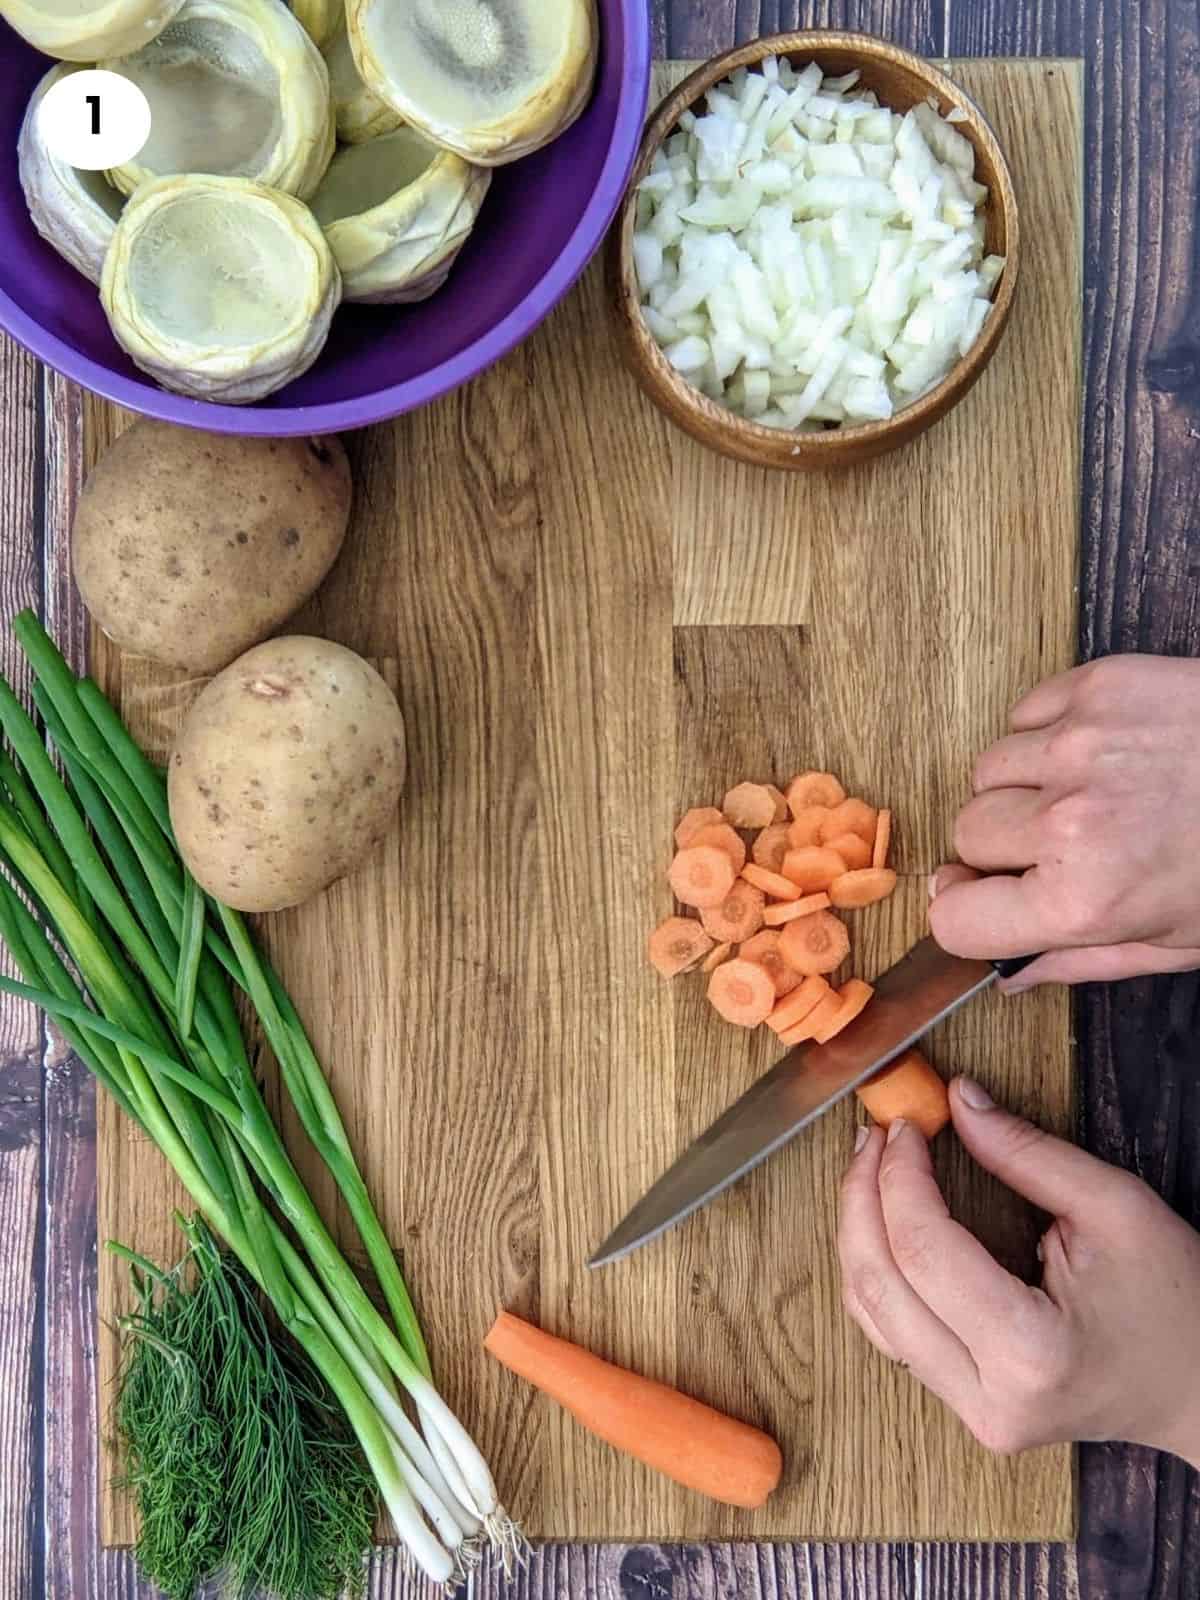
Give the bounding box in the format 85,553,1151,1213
82,56,1081,1550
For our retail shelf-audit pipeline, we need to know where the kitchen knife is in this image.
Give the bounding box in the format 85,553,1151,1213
588,938,1035,1268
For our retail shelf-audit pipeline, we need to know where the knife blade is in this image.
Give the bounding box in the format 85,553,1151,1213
588,938,1035,1268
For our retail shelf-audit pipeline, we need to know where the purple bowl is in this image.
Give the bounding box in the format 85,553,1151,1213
0,6,651,434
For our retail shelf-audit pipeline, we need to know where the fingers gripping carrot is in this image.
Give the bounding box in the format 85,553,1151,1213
855,1047,950,1138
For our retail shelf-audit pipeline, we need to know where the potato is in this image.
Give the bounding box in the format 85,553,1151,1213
72,420,352,673
169,637,406,911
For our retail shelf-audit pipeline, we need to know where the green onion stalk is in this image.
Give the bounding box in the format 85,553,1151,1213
0,611,520,1586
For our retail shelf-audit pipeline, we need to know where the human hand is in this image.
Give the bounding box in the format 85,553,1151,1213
838,1078,1200,1468
930,654,1200,988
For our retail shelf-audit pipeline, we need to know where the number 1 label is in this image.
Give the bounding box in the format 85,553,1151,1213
35,70,151,172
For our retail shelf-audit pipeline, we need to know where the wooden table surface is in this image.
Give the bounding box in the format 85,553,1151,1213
0,1,1198,1597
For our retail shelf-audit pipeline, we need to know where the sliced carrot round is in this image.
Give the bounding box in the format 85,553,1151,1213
778,909,850,975
764,784,789,824
686,822,747,875
781,846,848,893
701,881,766,944
765,973,831,1034
739,930,801,998
762,891,831,927
722,782,780,830
707,959,776,1028
788,987,844,1042
751,823,791,875
741,863,801,901
669,846,736,909
855,1047,950,1137
701,941,734,973
786,771,846,816
872,809,893,870
828,868,898,909
822,831,872,871
675,806,724,848
787,806,831,849
648,916,714,977
813,978,875,1043
818,798,878,846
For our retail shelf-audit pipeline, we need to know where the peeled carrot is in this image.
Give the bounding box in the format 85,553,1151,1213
855,1047,950,1138
675,806,723,848
484,1311,783,1509
707,959,776,1027
766,974,831,1035
788,987,844,1042
778,909,850,976
828,867,898,909
786,771,846,816
751,823,791,875
701,881,765,944
701,941,733,973
818,798,878,846
739,930,801,997
669,846,736,910
822,831,872,871
787,806,831,849
741,864,801,901
648,916,714,977
812,978,874,1043
872,809,893,870
723,782,780,830
781,846,848,893
687,822,747,875
762,891,831,927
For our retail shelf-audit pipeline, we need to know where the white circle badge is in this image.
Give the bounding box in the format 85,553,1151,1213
36,70,152,172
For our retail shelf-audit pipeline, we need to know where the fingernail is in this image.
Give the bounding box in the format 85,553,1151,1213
927,872,941,902
854,1124,870,1154
886,1118,907,1145
957,1076,995,1110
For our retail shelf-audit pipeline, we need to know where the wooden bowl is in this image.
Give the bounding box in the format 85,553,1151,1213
610,31,1020,470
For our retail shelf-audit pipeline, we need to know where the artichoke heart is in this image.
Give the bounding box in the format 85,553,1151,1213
324,17,403,145
0,0,183,63
19,65,125,285
311,126,490,304
101,173,341,404
102,0,334,201
347,0,597,166
288,0,338,48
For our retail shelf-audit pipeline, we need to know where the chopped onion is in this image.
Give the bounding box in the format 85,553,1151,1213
634,57,1006,430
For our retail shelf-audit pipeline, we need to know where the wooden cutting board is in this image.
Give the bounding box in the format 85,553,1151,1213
88,57,1082,1546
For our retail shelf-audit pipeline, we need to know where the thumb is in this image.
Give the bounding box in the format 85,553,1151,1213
1002,942,1200,992
949,1077,1112,1220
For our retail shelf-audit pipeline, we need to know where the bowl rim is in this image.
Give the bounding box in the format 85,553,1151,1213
612,29,1021,462
0,3,652,436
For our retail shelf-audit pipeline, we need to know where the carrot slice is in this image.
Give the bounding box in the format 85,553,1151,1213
828,868,898,909
669,846,736,910
707,959,776,1028
779,1016,821,1046
701,941,734,973
786,771,846,816
855,1047,950,1138
872,809,893,870
762,891,832,927
740,864,801,901
764,784,789,824
765,974,831,1033
701,881,765,944
739,930,801,998
751,823,791,874
484,1310,783,1509
818,798,878,846
781,846,848,893
787,806,831,849
686,823,747,875
675,806,723,848
822,831,872,871
788,988,845,1042
813,978,875,1043
723,782,781,830
647,916,714,977
778,909,850,975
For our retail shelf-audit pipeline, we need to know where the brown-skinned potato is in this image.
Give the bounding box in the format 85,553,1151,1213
72,421,352,674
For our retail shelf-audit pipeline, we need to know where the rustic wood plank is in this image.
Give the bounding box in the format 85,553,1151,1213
662,1,943,60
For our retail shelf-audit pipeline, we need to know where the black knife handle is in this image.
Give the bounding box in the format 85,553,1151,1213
992,954,1041,981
